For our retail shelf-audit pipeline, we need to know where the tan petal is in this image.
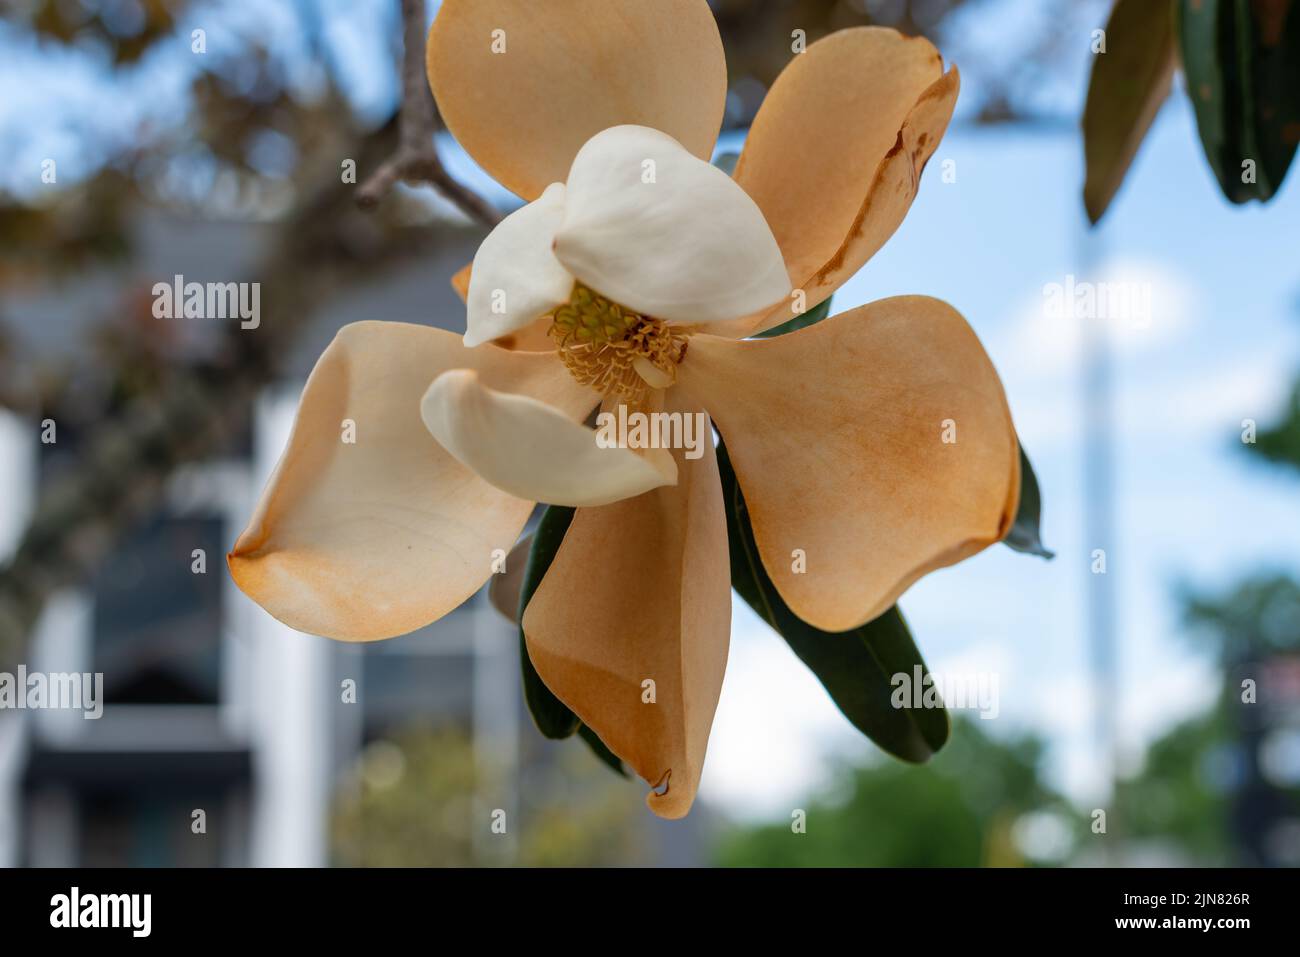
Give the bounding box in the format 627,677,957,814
522,398,730,819
676,296,1019,632
422,369,675,507
427,0,727,201
717,28,958,337
450,262,471,302
229,321,594,641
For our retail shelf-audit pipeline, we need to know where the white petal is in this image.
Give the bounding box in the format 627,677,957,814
553,125,792,326
465,183,574,347
421,370,677,507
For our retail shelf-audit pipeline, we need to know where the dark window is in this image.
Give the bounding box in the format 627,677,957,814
91,513,224,704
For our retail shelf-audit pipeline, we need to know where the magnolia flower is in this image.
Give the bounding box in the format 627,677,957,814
229,0,1020,819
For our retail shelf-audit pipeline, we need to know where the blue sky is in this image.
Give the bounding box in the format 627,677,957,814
2,1,1298,820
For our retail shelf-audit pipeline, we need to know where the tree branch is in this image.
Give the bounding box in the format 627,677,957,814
356,0,501,227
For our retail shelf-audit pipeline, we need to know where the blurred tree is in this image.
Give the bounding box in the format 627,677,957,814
1116,369,1300,866
330,725,646,867
714,718,1079,867
332,728,480,867
1115,575,1300,866
1252,378,1300,473
712,0,1096,127
29,0,183,65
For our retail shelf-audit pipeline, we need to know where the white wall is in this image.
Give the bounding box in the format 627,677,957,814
245,393,332,867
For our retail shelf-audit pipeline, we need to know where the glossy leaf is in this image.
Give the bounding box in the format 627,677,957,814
1238,0,1300,196
717,435,948,762
1003,444,1054,559
755,294,833,339
517,505,629,777
577,723,629,778
517,505,580,739
1178,0,1300,203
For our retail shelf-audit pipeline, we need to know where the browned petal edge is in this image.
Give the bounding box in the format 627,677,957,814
725,64,960,340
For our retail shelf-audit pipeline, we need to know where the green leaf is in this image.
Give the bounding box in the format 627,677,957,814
717,435,948,762
1178,0,1300,203
1003,444,1054,559
1179,0,1236,195
517,507,627,776
1082,0,1177,223
1238,0,1300,196
755,295,833,338
517,505,579,739
578,724,629,778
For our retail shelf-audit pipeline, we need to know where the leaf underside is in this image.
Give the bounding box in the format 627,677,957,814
1082,0,1178,223
1003,443,1054,559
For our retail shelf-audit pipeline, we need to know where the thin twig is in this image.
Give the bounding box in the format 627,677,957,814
356,0,501,227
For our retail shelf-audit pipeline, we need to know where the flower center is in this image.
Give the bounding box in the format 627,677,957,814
548,283,688,402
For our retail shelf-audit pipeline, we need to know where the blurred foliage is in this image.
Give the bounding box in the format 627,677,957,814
1114,711,1234,863
714,718,1079,867
0,6,362,279
0,169,137,283
1117,368,1300,866
332,728,478,867
1184,574,1300,662
29,0,184,64
1252,377,1300,473
712,0,968,101
1121,572,1300,866
0,2,398,414
330,725,647,867
711,0,1089,126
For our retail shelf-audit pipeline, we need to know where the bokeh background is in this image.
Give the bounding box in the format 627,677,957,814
1,0,1298,867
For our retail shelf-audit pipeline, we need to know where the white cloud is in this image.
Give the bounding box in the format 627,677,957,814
700,598,863,820
999,257,1201,382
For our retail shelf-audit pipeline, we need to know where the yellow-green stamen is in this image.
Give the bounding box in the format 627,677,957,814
549,283,687,402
